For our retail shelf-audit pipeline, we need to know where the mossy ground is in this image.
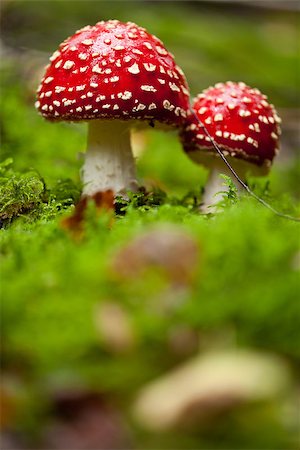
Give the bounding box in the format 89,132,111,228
1,2,300,449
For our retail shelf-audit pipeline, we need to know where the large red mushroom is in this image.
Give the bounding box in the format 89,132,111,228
36,20,190,196
181,82,281,210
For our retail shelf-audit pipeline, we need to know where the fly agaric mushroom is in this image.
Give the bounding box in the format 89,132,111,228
36,20,190,196
181,81,281,210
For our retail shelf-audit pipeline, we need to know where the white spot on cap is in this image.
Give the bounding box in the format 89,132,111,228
118,91,132,100
181,86,189,96
124,55,132,63
158,79,166,84
113,104,119,110
159,66,166,74
143,63,156,72
53,100,60,107
55,60,62,69
49,50,61,61
149,103,157,110
78,53,88,60
239,110,251,117
214,113,223,122
143,42,152,50
196,134,205,139
76,107,83,112
141,85,157,92
85,105,93,110
92,52,100,57
132,49,143,55
63,60,75,70
169,82,180,92
76,85,86,91
92,64,102,74
87,92,93,97
223,131,230,138
261,100,269,107
163,100,174,111
80,66,88,73
136,103,146,111
115,59,121,67
274,114,282,124
63,100,75,106
90,82,98,88
69,46,77,51
96,95,106,101
68,87,74,92
55,86,66,93
242,97,252,104
205,117,212,124
41,105,48,111
216,130,223,137
156,46,168,55
82,39,93,46
198,107,207,114
44,77,54,84
110,76,119,82
114,45,125,51
45,91,52,97
105,68,112,74
128,63,140,74
228,103,236,110
271,132,278,140
102,104,111,109
35,101,40,108
175,65,184,77
128,32,138,39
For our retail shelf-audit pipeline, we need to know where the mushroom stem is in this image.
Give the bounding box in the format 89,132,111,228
201,166,244,213
81,119,137,196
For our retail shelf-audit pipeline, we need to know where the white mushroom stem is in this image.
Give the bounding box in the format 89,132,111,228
81,119,137,196
201,165,245,213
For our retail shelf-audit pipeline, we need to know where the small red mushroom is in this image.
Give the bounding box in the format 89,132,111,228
181,81,281,210
36,20,190,196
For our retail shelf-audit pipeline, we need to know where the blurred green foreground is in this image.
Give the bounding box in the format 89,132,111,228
1,1,300,449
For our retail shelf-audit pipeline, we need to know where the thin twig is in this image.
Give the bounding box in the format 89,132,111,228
189,106,300,222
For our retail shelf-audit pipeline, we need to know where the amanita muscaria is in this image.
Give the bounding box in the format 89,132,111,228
36,20,190,196
180,82,281,210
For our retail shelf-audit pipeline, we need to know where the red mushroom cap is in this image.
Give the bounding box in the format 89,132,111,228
35,20,189,127
181,82,281,171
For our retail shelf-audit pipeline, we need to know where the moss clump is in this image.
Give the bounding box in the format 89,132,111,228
0,159,81,226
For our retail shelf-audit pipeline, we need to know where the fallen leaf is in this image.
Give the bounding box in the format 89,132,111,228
61,190,114,239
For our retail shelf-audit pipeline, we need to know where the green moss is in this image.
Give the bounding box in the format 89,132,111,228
1,3,300,447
